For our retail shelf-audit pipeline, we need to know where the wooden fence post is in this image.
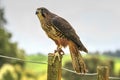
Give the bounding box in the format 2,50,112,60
47,53,62,80
97,66,109,80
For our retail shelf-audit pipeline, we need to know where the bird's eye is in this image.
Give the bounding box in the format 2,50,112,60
41,9,46,18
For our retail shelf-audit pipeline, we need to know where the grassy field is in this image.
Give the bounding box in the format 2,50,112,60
25,54,72,73
25,54,120,74
25,54,48,72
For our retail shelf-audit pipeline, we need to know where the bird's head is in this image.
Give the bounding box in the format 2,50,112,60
36,7,51,20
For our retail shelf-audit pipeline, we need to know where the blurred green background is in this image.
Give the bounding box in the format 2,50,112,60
0,0,120,80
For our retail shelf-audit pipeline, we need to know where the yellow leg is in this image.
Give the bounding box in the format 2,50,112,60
52,45,64,63
53,51,61,62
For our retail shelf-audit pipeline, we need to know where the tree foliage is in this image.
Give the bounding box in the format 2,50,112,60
103,50,120,57
0,7,25,67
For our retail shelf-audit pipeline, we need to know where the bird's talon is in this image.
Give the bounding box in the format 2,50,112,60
54,50,57,53
57,48,65,55
52,51,61,63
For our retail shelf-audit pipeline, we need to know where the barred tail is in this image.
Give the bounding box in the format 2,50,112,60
68,40,87,73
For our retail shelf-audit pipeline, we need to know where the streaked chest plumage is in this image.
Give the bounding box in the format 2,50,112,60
41,22,65,40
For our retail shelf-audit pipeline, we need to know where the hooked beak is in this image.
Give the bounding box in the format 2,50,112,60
35,10,39,14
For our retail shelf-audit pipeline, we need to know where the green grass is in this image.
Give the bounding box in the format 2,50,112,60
25,54,47,73
62,54,71,65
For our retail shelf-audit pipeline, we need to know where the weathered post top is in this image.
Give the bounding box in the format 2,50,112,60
97,66,109,80
47,53,62,80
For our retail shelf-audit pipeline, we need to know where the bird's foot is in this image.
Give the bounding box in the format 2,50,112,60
52,48,64,63
55,48,65,55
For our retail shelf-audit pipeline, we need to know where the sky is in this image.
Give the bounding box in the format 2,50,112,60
1,0,120,54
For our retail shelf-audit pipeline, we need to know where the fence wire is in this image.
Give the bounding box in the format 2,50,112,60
62,67,97,76
0,54,120,80
0,55,47,64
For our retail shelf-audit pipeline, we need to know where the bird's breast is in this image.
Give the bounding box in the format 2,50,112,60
41,22,68,47
41,23,65,39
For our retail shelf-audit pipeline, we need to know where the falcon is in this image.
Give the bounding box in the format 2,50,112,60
36,7,88,73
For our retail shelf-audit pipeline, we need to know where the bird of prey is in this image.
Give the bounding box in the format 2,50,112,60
36,7,88,73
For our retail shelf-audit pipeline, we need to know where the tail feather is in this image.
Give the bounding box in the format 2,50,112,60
68,40,87,73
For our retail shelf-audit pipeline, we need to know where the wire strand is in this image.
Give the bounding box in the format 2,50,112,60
109,77,120,80
0,55,47,64
62,67,97,75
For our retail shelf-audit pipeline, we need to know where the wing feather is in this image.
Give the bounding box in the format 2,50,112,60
51,16,82,48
